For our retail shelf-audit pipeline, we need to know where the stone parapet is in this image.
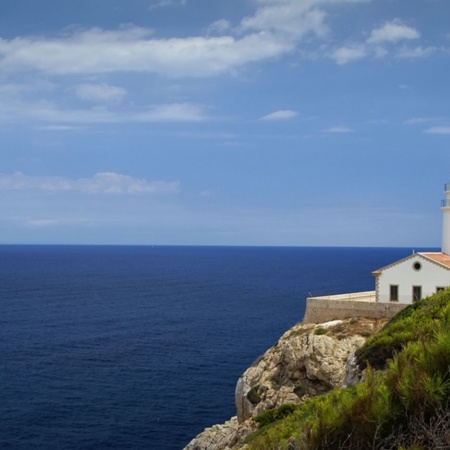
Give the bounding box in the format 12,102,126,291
303,295,406,324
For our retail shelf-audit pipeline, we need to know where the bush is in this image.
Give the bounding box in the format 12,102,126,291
314,327,328,336
356,289,450,370
254,404,298,428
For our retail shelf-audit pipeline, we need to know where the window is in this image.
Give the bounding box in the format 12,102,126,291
436,287,446,292
390,285,399,302
413,262,422,271
413,286,422,302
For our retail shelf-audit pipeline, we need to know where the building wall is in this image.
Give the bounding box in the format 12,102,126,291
303,298,406,324
376,255,450,304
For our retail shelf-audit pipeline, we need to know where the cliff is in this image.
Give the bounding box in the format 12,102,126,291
183,317,387,450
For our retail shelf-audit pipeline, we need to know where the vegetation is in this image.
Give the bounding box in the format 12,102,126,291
245,289,450,449
247,385,262,406
356,289,450,369
254,404,298,428
314,327,328,336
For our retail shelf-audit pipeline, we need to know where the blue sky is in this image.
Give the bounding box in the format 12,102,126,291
1,0,449,246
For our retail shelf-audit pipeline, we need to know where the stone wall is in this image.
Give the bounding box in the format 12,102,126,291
303,298,406,324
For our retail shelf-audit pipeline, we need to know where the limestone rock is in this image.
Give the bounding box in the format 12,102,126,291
183,416,255,450
235,318,386,422
183,317,386,450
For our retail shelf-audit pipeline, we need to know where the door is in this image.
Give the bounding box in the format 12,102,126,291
413,286,422,302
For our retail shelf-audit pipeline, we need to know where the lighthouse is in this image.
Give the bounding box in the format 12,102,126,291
441,182,450,255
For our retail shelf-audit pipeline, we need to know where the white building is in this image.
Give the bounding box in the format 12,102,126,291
304,182,450,323
373,252,450,304
373,182,450,304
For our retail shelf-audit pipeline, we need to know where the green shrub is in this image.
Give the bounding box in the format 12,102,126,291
356,289,450,370
254,404,298,428
314,327,328,336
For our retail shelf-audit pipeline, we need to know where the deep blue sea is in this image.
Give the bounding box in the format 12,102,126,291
0,245,437,449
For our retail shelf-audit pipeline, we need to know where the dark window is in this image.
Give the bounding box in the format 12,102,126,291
436,287,445,292
413,286,422,302
390,285,399,302
413,262,422,271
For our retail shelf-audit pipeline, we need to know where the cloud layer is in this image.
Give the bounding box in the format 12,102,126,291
330,19,431,65
0,1,379,79
0,27,294,78
0,172,180,195
74,83,127,104
0,0,441,127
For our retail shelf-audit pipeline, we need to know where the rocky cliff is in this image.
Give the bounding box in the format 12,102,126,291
183,317,387,450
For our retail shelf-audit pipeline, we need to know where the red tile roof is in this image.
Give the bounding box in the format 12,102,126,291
372,252,450,275
420,252,450,269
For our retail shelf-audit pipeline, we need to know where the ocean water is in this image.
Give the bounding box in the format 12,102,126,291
0,245,435,449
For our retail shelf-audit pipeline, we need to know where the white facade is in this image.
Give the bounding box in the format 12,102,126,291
373,181,450,304
373,253,450,304
442,182,450,255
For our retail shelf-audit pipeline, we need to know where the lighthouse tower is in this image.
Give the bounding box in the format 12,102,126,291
441,182,450,255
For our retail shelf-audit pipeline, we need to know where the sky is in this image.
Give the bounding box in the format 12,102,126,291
0,0,449,247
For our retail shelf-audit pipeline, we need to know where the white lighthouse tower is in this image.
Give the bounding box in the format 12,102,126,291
441,182,450,255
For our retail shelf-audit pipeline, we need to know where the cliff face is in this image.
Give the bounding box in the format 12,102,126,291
183,317,387,450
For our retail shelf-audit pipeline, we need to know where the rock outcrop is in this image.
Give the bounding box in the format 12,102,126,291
182,417,256,450
183,317,387,450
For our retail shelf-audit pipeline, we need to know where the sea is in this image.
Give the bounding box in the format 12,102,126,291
0,245,437,450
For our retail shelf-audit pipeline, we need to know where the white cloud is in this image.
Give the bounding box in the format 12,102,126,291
330,44,366,65
396,45,437,59
425,126,450,135
330,19,430,65
323,125,354,133
372,45,389,59
0,1,375,79
259,110,298,121
0,27,294,78
0,83,32,96
367,20,420,45
240,3,328,41
207,19,232,36
74,83,127,103
0,0,428,88
148,0,187,10
0,95,208,123
0,172,180,195
0,27,293,77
